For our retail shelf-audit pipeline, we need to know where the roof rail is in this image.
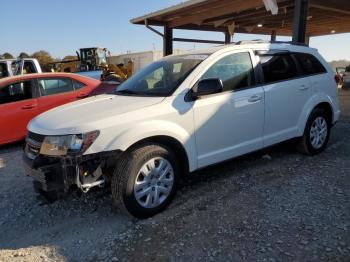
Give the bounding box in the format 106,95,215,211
234,40,308,47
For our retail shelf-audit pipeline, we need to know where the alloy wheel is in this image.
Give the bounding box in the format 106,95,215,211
310,116,328,149
133,157,174,208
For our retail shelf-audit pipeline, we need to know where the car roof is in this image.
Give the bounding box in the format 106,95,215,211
0,72,100,86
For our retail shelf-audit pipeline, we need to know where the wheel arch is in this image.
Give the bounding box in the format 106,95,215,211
125,135,190,175
297,94,335,136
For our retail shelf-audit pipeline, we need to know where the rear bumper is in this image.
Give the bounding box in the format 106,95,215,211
23,144,122,192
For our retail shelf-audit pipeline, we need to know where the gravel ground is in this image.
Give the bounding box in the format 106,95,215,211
0,89,349,262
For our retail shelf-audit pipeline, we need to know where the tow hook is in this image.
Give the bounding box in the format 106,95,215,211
75,165,105,193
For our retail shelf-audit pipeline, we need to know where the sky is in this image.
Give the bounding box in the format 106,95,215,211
1,0,349,62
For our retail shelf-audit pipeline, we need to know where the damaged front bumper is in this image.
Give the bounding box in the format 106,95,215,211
23,133,122,193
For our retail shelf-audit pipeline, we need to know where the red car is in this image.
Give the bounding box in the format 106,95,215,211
0,73,117,145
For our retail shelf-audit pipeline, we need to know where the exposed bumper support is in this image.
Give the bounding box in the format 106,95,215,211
23,146,122,193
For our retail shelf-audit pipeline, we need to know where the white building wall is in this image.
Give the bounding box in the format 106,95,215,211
108,49,186,73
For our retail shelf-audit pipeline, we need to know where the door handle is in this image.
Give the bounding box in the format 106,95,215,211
22,104,37,109
298,85,310,91
248,95,262,103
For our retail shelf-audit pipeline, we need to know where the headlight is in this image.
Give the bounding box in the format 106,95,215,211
40,131,100,156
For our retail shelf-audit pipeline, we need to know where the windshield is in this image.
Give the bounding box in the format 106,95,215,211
115,54,208,97
346,66,350,73
97,49,107,65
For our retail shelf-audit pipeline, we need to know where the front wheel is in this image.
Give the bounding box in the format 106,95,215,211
298,108,331,155
111,144,180,218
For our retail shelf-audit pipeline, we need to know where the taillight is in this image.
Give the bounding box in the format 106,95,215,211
335,74,341,84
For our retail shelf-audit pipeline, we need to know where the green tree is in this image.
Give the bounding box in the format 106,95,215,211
18,52,30,59
31,50,55,72
2,53,14,59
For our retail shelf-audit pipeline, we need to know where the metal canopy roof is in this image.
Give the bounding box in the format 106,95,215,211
131,0,350,37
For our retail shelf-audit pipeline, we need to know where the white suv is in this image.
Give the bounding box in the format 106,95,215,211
24,41,340,218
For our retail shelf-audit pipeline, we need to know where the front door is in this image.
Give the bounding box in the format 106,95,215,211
192,51,265,168
0,80,38,144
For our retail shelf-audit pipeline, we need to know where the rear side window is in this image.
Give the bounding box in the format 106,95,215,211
294,53,327,75
260,54,298,84
23,61,36,74
0,80,33,104
38,78,74,96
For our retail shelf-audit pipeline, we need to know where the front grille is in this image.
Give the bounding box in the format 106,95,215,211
27,131,45,143
26,132,45,159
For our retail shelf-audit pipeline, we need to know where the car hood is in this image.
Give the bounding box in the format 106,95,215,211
28,94,165,135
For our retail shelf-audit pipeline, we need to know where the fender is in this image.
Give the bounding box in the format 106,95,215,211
103,120,197,171
296,93,335,136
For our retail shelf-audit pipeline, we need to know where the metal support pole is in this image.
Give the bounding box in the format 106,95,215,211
305,35,310,45
271,30,277,42
163,25,173,56
225,31,231,44
292,0,309,44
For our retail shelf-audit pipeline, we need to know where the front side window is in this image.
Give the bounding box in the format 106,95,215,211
38,78,74,96
0,80,33,104
294,53,327,76
200,52,255,92
115,54,207,97
260,54,298,83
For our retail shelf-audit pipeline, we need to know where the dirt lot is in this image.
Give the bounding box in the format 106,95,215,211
0,89,349,262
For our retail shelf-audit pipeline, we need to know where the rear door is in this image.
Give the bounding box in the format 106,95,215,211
259,52,312,147
0,80,38,144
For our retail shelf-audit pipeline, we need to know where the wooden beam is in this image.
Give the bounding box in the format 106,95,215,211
168,0,264,28
309,0,350,15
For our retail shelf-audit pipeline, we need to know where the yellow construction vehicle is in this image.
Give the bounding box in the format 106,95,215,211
101,60,134,82
52,47,134,81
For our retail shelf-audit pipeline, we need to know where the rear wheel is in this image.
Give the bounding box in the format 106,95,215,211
298,108,331,155
111,144,179,218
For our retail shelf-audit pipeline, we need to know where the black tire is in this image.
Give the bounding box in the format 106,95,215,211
111,144,180,218
298,108,331,155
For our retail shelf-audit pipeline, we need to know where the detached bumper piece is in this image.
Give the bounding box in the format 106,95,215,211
23,131,122,194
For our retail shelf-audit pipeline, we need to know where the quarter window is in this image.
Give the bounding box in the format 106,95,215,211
0,81,33,104
73,80,86,90
294,53,327,76
260,54,298,83
38,78,74,96
200,52,255,92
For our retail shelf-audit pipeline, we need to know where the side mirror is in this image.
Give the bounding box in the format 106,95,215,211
192,78,223,98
